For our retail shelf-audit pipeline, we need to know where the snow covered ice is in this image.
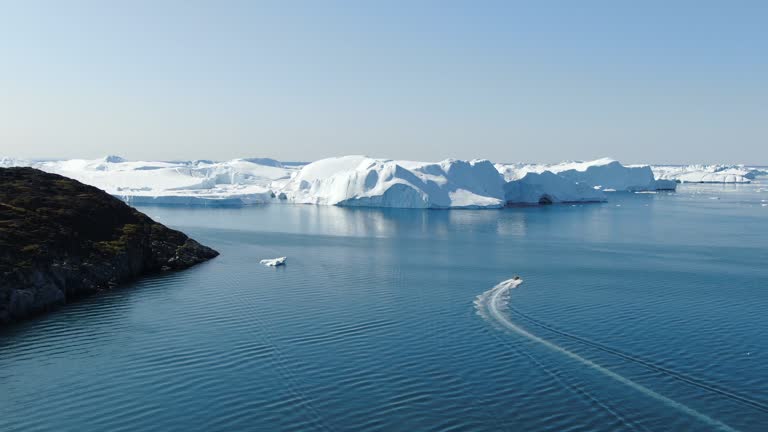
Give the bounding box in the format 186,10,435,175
502,171,606,204
497,158,672,192
3,155,717,209
5,156,295,206
281,156,509,208
651,164,765,184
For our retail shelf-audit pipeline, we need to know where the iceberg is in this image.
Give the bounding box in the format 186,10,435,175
0,157,30,168
497,158,673,192
543,158,664,192
15,156,296,206
503,171,606,204
281,156,508,209
651,164,763,184
280,155,609,208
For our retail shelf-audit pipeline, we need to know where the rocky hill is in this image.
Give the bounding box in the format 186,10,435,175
0,167,219,325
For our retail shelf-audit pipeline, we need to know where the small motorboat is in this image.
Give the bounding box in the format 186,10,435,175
260,257,287,267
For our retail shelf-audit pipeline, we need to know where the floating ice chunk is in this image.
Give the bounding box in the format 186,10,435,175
260,257,287,267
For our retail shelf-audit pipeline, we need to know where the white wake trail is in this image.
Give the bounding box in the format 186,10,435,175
475,278,738,432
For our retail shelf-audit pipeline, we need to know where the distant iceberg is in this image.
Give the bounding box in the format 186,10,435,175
498,158,672,192
13,157,292,206
0,157,29,168
651,164,764,184
550,159,665,192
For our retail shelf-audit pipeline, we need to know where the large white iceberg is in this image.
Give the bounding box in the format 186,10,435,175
281,156,612,208
281,156,508,208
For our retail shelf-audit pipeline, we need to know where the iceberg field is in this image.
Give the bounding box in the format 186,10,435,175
3,156,294,206
1,154,697,208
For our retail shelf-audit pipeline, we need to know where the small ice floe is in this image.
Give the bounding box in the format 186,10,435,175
260,257,287,267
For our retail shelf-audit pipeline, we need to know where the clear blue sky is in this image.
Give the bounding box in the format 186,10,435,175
1,1,765,164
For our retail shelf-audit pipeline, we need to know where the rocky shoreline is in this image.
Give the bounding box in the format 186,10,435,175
0,167,219,325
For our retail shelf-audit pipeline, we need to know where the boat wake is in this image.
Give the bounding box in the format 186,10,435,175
475,278,739,432
508,305,768,414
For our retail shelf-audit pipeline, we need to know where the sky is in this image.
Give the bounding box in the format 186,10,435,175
0,1,766,165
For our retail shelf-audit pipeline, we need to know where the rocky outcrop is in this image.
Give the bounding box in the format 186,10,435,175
0,167,219,325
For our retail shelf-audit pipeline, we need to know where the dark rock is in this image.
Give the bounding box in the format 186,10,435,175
0,167,219,325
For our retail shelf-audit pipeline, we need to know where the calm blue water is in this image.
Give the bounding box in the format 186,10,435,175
1,183,767,431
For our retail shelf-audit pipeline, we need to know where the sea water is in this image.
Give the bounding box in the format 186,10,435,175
1,183,766,431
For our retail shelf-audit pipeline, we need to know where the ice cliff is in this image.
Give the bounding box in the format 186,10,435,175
281,156,508,208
